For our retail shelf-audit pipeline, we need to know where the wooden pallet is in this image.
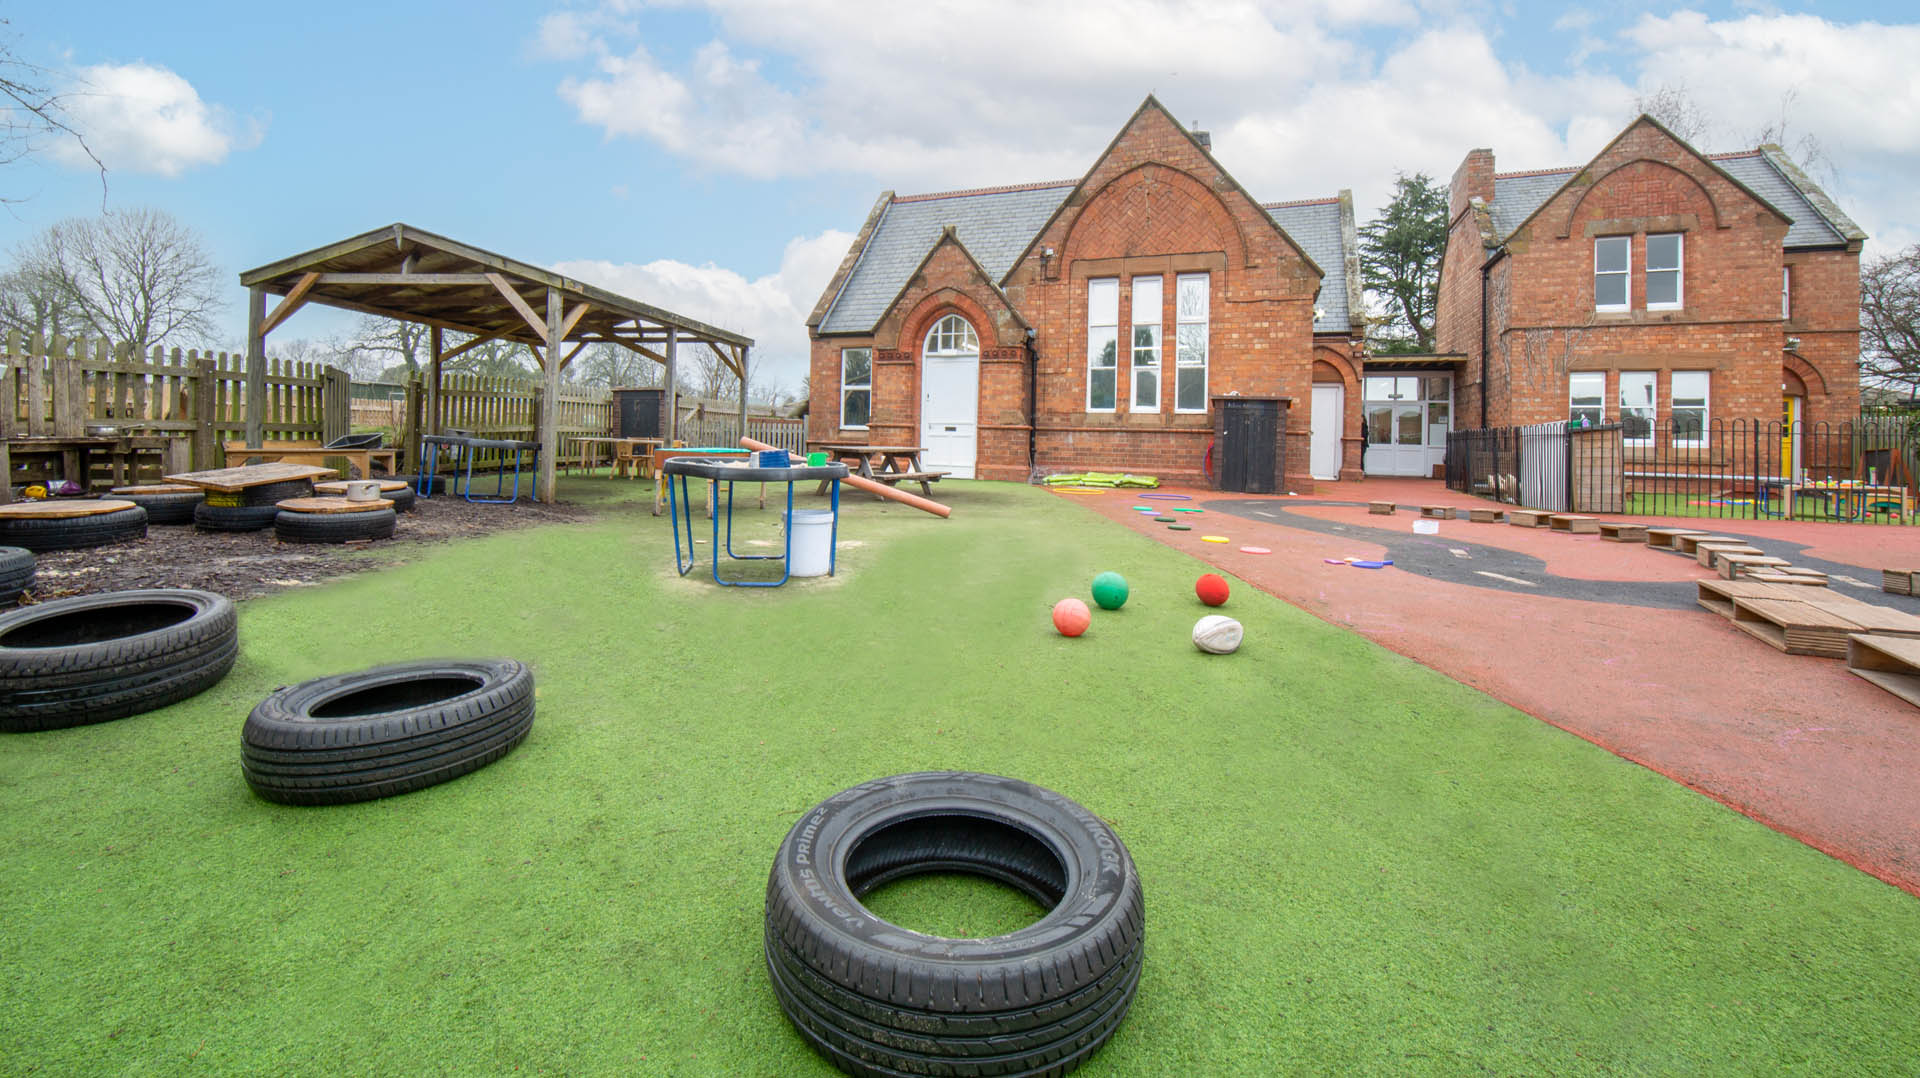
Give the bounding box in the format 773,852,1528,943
1718,553,1790,579
1549,514,1599,534
1647,527,1709,550
1509,509,1553,528
1420,504,1452,519
1884,568,1917,595
1745,571,1830,587
1848,634,1920,709
1697,542,1762,568
1696,578,1807,619
1810,591,1920,639
1675,534,1742,556
1730,597,1863,657
1469,507,1505,523
1597,521,1647,543
1368,501,1395,515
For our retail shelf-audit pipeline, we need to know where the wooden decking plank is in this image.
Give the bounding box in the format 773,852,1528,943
1848,634,1920,708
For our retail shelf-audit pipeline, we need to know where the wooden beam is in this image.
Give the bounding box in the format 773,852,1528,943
260,272,321,336
601,338,667,364
707,339,742,379
487,273,551,340
245,287,267,445
437,333,503,363
664,326,679,446
558,301,590,342
558,340,589,370
314,273,496,286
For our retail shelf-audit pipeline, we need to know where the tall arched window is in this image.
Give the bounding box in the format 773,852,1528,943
923,314,978,357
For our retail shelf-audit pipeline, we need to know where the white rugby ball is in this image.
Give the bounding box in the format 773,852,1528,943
1192,615,1243,654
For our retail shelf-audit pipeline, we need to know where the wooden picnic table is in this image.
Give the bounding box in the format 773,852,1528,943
650,447,752,517
165,462,337,493
809,442,948,499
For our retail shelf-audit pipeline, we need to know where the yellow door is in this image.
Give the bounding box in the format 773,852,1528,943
1781,396,1802,480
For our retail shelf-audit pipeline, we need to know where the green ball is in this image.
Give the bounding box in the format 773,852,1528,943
1090,571,1129,610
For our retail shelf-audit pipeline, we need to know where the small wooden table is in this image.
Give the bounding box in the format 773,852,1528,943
809,443,948,499
166,462,337,493
275,496,393,514
574,436,663,478
222,441,397,479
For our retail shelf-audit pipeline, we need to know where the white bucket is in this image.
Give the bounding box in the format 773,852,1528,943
345,480,381,502
785,509,836,577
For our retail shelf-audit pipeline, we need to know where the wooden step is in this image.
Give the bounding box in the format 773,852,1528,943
1697,542,1761,568
1744,571,1829,588
1883,568,1917,595
1696,578,1808,620
1549,514,1599,533
1730,597,1862,658
1468,507,1505,523
1675,533,1742,556
1421,505,1452,519
1848,634,1920,709
1368,500,1395,515
1647,527,1709,550
1718,553,1791,579
1597,521,1648,542
1508,509,1553,528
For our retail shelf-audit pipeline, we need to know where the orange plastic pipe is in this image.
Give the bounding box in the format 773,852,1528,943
739,437,952,519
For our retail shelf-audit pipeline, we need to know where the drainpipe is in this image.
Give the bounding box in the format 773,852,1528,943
1480,258,1492,431
1024,327,1040,481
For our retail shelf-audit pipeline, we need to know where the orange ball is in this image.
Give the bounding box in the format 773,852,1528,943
1195,573,1230,607
1052,597,1091,637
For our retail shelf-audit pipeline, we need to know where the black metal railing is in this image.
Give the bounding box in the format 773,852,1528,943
1447,418,1918,524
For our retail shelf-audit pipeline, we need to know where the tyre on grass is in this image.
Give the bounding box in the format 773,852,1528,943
0,505,148,552
240,658,534,805
764,771,1145,1077
0,588,238,732
195,502,280,532
274,507,397,544
0,546,33,605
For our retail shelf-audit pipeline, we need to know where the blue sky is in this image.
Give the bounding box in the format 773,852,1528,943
5,1,1917,394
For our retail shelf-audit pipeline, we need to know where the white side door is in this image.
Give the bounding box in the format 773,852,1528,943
920,354,979,479
1310,384,1344,480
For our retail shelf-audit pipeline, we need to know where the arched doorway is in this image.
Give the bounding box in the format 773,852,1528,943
921,314,980,478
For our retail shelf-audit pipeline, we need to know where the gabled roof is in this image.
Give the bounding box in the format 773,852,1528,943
815,183,1074,334
1264,198,1350,333
1484,149,1860,251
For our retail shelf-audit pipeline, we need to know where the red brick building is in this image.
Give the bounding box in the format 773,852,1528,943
1435,115,1865,449
807,97,1366,490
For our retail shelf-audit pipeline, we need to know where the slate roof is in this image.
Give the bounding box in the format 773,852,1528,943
817,182,1355,336
1485,152,1855,250
815,183,1073,334
1264,199,1348,333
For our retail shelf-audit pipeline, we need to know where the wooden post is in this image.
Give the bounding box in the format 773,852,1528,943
191,355,215,469
737,345,749,447
664,326,678,446
428,327,443,435
25,334,48,437
400,378,422,473
245,286,267,445
322,367,349,443
539,287,561,502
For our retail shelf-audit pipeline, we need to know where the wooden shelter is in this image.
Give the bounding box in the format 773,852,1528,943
238,223,753,503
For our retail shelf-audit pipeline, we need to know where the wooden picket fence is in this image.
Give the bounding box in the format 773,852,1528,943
2,331,349,473
402,373,615,473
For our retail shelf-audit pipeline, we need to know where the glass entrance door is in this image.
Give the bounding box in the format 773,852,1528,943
1363,374,1450,476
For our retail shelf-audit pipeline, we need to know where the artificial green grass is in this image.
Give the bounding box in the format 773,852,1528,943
3,477,1917,1074
1624,491,1911,524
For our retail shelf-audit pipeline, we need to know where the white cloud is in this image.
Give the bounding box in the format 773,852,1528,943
54,62,258,177
552,229,855,395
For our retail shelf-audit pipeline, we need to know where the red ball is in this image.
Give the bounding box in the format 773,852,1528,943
1195,573,1230,607
1052,597,1092,637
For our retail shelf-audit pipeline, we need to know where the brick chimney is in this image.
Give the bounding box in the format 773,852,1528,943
1191,124,1211,151
1450,148,1494,220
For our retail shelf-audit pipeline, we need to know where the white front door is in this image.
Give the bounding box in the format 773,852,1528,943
919,315,980,478
1363,374,1451,477
1310,384,1344,480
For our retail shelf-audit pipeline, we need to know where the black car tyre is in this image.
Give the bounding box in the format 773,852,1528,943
0,505,149,552
194,502,280,532
0,589,238,731
242,480,314,506
273,507,397,544
113,490,203,525
764,772,1145,1077
241,658,534,805
0,546,33,605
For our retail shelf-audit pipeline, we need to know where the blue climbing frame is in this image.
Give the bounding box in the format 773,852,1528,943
664,457,849,587
416,433,542,503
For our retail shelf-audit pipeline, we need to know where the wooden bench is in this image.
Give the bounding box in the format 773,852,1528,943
1646,527,1708,550
1549,514,1599,534
1717,553,1790,580
224,440,397,479
1597,521,1647,543
1674,534,1741,556
1420,505,1452,519
1368,500,1395,515
1508,509,1553,527
1468,507,1504,523
1697,542,1763,568
873,470,950,498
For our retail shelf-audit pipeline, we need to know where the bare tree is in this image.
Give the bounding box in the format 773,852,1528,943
688,346,736,400
1634,82,1713,145
441,334,536,378
0,21,105,203
14,207,223,349
347,315,432,382
0,264,82,339
1746,89,1834,187
567,341,661,387
1861,244,1920,396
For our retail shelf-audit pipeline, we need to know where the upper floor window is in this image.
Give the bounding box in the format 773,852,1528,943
1569,371,1605,427
1645,233,1683,309
1619,371,1655,445
1672,371,1710,447
840,347,871,429
1174,273,1209,412
1594,236,1630,312
1131,275,1161,411
1781,266,1792,319
1086,279,1118,412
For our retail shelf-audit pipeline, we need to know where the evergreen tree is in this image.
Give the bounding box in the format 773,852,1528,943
1359,173,1448,354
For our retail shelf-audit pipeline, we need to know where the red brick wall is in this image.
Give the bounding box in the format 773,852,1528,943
1452,119,1862,434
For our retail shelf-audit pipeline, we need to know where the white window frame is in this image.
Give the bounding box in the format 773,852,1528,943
1130,275,1161,412
840,347,871,430
1782,266,1792,319
1645,233,1683,310
1595,236,1630,313
1173,272,1209,414
1569,371,1606,427
1671,370,1709,448
1618,371,1656,446
1085,279,1118,412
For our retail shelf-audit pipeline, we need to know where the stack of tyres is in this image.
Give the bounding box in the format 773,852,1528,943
764,772,1145,1077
